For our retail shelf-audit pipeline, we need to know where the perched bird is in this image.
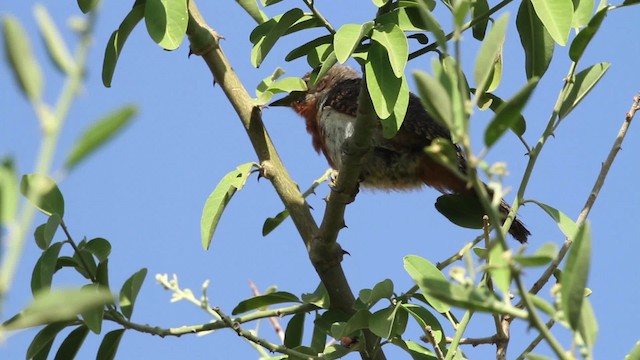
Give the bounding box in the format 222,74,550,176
271,66,530,243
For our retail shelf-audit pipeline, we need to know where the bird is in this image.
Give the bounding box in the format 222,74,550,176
270,65,530,243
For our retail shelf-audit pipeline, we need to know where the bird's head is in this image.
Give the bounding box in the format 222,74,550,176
270,65,359,110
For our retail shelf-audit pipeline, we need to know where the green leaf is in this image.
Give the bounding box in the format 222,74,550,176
376,6,432,32
201,163,257,250
484,77,539,147
0,157,18,225
34,4,76,75
27,321,72,359
232,291,301,315
369,304,408,338
96,329,125,360
3,288,113,331
372,0,390,7
529,200,577,237
371,23,408,78
284,313,305,348
77,0,100,13
474,14,509,100
102,3,145,87
517,0,555,79
334,23,370,64
402,304,444,344
478,92,528,136
338,310,371,338
572,0,595,28
577,297,598,348
559,62,609,119
391,338,438,360
262,209,290,236
73,249,97,280
514,242,558,266
145,0,188,50
43,214,61,249
310,315,327,353
65,105,137,170
119,268,147,320
96,260,110,288
403,255,450,313
471,0,489,40
236,0,268,24
251,8,305,67
562,222,591,331
569,7,607,62
81,284,105,334
414,70,452,133
366,42,401,119
285,35,332,62
435,193,485,230
54,325,90,360
84,238,112,262
529,0,573,45
416,5,447,51
20,174,65,217
301,282,330,309
2,15,43,102
526,354,553,360
488,241,511,295
371,278,394,304
31,242,63,295
625,341,640,360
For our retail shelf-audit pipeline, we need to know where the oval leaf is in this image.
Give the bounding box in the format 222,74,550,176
96,329,125,360
27,321,72,359
529,200,577,237
31,242,63,295
284,313,305,348
474,14,509,99
0,157,18,225
119,268,147,320
77,0,100,14
435,193,485,230
144,0,188,50
485,77,539,147
517,0,555,79
102,3,145,87
334,23,367,64
2,16,43,102
5,288,113,331
562,222,592,331
65,105,137,170
403,255,450,313
251,8,304,67
529,0,573,45
20,174,64,217
232,291,301,315
34,5,76,75
54,325,90,360
201,163,256,250
558,62,610,119
371,23,408,77
569,7,607,62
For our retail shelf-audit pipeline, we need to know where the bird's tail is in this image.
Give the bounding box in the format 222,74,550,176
499,199,530,243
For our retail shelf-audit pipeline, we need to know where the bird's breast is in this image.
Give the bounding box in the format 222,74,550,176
318,106,356,169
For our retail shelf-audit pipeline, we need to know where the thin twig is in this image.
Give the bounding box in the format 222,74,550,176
423,326,445,360
526,93,639,298
249,280,284,343
514,319,556,360
212,306,320,359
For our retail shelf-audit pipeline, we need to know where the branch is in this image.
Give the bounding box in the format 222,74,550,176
185,2,384,358
212,306,322,359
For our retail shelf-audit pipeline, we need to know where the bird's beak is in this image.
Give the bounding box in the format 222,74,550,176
269,91,306,107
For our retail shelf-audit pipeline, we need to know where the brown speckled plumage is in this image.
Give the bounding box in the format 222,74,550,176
279,66,530,243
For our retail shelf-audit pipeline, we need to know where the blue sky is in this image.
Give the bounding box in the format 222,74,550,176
2,1,639,359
